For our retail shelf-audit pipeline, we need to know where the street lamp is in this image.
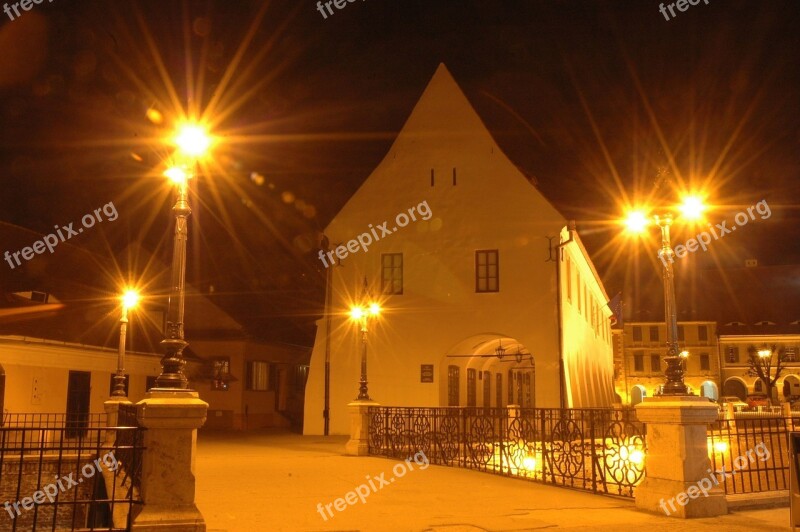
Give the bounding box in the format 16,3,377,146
155,121,211,390
623,185,707,396
112,290,139,397
350,300,381,401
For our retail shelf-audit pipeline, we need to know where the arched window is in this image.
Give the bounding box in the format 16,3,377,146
447,366,460,406
631,385,647,406
754,380,764,393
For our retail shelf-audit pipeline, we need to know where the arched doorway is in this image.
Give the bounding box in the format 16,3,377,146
441,334,534,408
783,375,800,399
700,381,719,401
723,378,747,401
631,385,647,406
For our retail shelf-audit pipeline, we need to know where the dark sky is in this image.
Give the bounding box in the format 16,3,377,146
0,0,798,344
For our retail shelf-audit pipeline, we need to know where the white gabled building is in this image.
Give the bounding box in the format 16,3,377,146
303,64,614,435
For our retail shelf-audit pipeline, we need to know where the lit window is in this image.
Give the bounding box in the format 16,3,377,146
447,366,460,406
650,354,660,373
634,352,644,372
381,253,403,295
246,361,269,391
475,250,499,293
212,358,231,391
566,258,571,303
467,368,477,406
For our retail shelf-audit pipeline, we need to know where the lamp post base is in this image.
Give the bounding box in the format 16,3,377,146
661,356,689,395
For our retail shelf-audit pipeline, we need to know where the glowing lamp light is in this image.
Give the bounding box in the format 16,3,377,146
679,350,690,358
164,166,189,185
758,349,772,358
713,441,729,454
629,449,644,466
679,195,707,221
368,303,381,316
624,210,650,233
122,290,140,310
146,108,163,124
522,456,537,471
350,306,365,320
174,124,211,158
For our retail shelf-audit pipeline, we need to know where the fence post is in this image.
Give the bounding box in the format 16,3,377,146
634,396,727,518
345,400,379,456
131,390,208,531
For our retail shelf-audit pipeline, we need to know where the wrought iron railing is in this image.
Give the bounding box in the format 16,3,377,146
368,406,645,497
115,405,143,495
0,422,144,531
707,416,796,495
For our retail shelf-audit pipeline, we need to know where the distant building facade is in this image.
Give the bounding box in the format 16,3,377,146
718,330,800,403
614,321,720,405
0,289,309,429
303,64,615,435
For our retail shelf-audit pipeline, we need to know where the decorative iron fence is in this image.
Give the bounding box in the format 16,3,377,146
115,406,143,495
1,414,108,446
707,416,797,495
0,415,144,531
368,406,645,497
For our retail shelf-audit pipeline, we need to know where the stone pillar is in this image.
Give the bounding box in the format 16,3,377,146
507,404,520,436
635,396,727,518
104,397,132,444
131,390,208,531
345,400,379,456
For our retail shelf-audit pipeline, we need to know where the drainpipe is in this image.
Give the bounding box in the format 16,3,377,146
321,235,333,436
554,221,576,410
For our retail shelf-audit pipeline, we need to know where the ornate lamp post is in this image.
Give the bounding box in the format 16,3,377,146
624,175,706,396
349,295,381,401
155,123,211,390
112,290,139,397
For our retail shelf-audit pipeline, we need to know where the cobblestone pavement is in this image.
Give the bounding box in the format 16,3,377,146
195,430,789,532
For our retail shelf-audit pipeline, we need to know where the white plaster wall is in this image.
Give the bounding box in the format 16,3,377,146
304,65,613,434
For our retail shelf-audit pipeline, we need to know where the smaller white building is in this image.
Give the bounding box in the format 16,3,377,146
303,64,615,435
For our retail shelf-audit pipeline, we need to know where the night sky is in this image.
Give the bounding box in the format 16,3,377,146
0,0,798,344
